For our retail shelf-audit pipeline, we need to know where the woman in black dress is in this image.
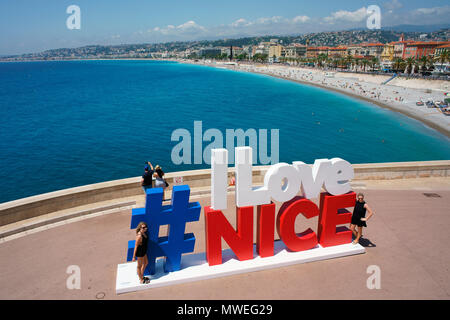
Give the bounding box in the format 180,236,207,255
132,222,149,284
350,193,374,245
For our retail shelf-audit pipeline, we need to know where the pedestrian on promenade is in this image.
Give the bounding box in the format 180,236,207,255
350,193,374,245
141,161,154,193
132,222,149,284
154,165,168,200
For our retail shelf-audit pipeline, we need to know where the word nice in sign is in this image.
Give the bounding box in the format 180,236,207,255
205,147,355,266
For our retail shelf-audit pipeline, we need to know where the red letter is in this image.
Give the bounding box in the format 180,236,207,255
318,192,355,247
204,206,253,266
276,197,319,252
257,203,275,258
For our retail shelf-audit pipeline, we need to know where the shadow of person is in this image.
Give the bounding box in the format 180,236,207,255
359,237,376,248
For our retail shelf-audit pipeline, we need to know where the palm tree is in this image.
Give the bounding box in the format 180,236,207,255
393,57,404,73
317,53,327,68
331,58,336,69
419,56,428,73
435,50,449,68
353,58,360,71
326,57,333,68
252,53,267,63
426,55,434,70
370,57,379,72
405,57,415,74
345,55,354,70
361,59,369,72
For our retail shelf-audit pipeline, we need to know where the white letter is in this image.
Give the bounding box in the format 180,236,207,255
226,128,258,164
264,163,300,202
366,265,381,289
259,129,279,165
203,129,223,165
293,159,332,199
367,5,381,30
323,158,354,195
235,147,270,207
171,129,191,164
66,5,81,30
66,265,81,289
211,149,228,210
194,121,203,164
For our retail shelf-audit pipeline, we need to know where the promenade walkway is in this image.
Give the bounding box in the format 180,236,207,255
0,177,449,300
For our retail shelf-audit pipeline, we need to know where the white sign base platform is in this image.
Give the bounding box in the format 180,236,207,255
116,240,365,294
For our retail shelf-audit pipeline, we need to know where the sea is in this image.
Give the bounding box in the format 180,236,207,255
0,60,449,203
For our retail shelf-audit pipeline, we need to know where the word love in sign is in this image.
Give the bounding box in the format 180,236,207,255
211,147,353,209
204,147,356,266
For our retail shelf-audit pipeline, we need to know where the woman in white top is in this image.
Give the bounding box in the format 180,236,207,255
153,165,167,200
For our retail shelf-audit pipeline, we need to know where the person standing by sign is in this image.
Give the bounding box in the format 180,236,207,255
154,165,168,200
350,193,374,245
132,222,149,284
141,161,154,193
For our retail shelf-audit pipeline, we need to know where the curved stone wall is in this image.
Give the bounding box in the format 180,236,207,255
0,160,449,226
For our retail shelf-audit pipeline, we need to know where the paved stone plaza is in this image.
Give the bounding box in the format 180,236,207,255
0,177,449,299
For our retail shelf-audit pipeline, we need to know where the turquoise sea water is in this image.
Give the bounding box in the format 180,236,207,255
0,60,449,203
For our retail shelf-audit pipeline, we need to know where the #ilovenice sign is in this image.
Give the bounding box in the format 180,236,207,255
115,147,364,294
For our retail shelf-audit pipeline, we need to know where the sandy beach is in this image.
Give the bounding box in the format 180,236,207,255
181,59,450,138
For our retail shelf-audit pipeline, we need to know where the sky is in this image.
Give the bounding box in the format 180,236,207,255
1,0,449,55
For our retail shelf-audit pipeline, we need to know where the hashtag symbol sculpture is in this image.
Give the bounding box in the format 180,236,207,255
126,185,201,275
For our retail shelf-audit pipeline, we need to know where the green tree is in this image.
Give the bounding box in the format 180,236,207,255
393,57,404,72
361,59,369,72
370,57,379,71
435,50,449,67
405,57,415,74
188,53,198,59
419,56,428,73
345,55,354,70
316,53,327,68
236,52,248,60
252,53,268,63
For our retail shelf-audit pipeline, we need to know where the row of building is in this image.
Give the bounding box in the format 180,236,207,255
196,39,307,61
191,35,449,65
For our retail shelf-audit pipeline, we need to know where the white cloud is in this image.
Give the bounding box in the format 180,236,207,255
231,18,251,28
130,5,447,45
177,20,207,33
292,15,310,23
221,15,316,37
324,7,368,23
255,16,286,25
229,15,310,29
144,15,314,41
149,20,207,36
413,6,450,16
384,0,402,11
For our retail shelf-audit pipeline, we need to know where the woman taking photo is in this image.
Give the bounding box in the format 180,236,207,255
132,222,150,284
153,165,168,200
